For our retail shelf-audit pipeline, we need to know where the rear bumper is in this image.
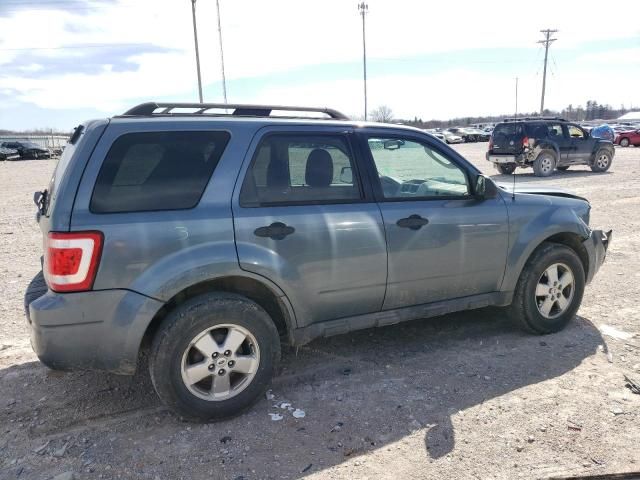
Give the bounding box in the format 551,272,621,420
486,153,525,164
27,288,164,375
583,229,612,284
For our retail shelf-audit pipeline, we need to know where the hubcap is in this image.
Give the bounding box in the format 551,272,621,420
597,154,609,169
540,156,553,173
535,263,575,319
181,324,260,401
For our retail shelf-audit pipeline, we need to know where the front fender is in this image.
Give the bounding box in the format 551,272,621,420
501,197,590,290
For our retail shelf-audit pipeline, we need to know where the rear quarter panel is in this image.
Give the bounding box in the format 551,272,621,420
69,119,259,300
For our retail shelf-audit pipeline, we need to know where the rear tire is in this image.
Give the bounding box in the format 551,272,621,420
149,292,281,422
507,242,585,334
590,150,612,172
533,150,556,177
496,163,516,175
619,138,630,147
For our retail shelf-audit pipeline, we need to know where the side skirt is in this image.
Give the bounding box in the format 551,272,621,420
291,291,514,346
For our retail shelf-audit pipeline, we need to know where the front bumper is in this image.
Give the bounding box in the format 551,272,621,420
27,288,164,375
582,229,612,284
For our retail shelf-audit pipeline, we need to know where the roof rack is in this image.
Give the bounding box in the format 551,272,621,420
503,116,568,122
120,102,350,120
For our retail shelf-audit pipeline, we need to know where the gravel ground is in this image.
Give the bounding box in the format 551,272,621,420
1,144,639,480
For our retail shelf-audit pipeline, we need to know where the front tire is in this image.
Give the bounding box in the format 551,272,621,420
149,292,281,421
496,163,516,175
508,242,585,334
591,150,612,172
533,150,556,177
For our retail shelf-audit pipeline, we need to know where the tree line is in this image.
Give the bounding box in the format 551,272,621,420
369,101,637,128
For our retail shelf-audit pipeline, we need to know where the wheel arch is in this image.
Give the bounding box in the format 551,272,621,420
507,231,589,292
140,275,297,356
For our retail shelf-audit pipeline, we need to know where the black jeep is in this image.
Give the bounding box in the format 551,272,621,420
486,117,615,176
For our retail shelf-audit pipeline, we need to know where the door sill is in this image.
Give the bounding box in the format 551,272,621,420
291,291,513,345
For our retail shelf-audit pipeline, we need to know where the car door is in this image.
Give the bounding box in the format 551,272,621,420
358,129,509,310
566,124,593,164
232,126,388,328
545,123,571,163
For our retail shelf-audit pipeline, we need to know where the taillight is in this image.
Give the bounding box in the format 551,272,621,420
488,137,494,151
522,136,529,149
45,231,103,292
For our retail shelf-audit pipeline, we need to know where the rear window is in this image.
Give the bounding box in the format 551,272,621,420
492,123,527,137
90,131,229,213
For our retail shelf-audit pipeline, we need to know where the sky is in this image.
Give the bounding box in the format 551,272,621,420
0,0,639,131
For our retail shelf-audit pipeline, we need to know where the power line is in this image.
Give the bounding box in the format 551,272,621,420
537,28,557,114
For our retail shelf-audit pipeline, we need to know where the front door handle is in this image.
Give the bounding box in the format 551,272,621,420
396,214,429,230
254,222,295,240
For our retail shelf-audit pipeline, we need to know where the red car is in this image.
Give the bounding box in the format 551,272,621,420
615,129,640,147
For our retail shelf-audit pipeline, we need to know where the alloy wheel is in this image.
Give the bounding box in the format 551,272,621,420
535,263,575,319
181,324,260,401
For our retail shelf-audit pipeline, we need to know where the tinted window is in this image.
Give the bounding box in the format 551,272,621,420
367,138,469,199
546,123,564,138
91,131,229,213
493,123,527,137
240,134,361,206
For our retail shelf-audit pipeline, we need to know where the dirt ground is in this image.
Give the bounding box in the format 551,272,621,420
1,143,639,480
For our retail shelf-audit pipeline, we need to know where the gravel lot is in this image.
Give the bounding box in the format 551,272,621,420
1,143,639,480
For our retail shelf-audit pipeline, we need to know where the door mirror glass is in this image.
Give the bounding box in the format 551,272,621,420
475,174,498,200
339,166,353,184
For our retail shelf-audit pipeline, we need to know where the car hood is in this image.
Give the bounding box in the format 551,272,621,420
496,183,588,202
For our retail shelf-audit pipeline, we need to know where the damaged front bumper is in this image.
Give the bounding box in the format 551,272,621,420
583,229,612,284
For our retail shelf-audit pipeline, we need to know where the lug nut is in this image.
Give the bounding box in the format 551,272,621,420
212,352,219,359
218,369,226,375
208,364,215,371
228,360,235,367
224,350,232,357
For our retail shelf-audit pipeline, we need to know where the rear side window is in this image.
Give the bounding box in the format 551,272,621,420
239,134,362,206
492,123,527,137
90,131,230,213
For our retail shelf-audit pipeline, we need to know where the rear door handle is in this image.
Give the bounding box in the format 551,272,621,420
396,214,429,230
254,222,295,240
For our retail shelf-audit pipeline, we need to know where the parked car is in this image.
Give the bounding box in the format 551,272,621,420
25,102,611,421
0,141,51,159
441,130,464,144
427,131,446,142
466,128,491,142
487,117,615,176
446,127,477,143
0,146,20,161
615,128,640,147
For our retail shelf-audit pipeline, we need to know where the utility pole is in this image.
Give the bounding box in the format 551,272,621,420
191,0,203,103
515,77,518,119
358,2,368,121
538,29,557,115
215,0,228,103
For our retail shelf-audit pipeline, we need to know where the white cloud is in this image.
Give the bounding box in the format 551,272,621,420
0,0,638,122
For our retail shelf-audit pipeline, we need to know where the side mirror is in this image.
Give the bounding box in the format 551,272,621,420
339,166,353,183
475,174,498,200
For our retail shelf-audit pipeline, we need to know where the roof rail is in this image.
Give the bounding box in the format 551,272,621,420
120,102,350,120
503,116,568,122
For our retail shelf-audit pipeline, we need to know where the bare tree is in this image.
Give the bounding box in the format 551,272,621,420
370,105,394,123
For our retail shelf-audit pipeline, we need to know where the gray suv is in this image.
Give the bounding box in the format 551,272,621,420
26,102,611,421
